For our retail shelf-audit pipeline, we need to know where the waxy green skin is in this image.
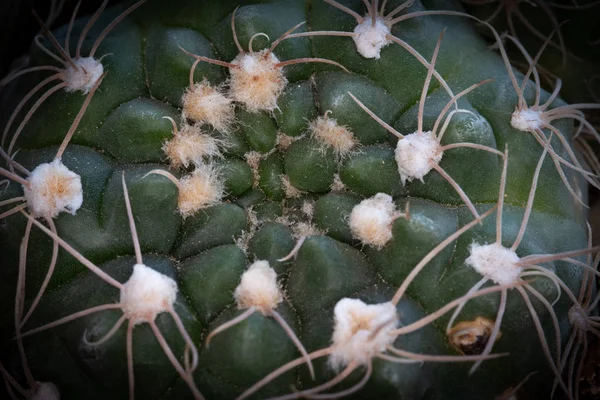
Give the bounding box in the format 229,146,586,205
0,0,589,399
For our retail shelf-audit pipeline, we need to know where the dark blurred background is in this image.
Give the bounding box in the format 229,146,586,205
0,0,109,78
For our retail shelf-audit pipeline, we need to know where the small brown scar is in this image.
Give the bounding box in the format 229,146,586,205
448,316,501,355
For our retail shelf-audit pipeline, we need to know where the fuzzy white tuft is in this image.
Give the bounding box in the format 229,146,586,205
280,174,304,198
30,382,60,400
229,50,287,112
64,57,104,93
276,131,295,151
352,18,391,59
349,193,397,248
466,243,522,286
510,108,544,132
178,164,224,217
162,123,222,169
23,160,83,219
330,173,346,191
301,200,315,219
234,260,283,314
291,221,323,239
395,131,443,184
308,114,357,156
329,298,398,369
245,151,263,187
568,305,590,331
182,80,235,132
120,264,178,325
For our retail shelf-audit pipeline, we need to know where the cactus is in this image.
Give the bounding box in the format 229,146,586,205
0,0,598,399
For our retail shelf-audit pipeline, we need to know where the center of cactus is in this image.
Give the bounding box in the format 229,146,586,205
329,298,398,369
64,57,104,94
466,243,522,286
395,131,444,184
23,159,83,219
120,264,178,325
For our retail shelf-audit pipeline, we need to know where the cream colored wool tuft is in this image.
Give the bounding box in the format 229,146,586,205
234,260,283,314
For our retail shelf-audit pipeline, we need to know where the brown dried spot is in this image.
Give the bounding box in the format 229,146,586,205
447,316,501,355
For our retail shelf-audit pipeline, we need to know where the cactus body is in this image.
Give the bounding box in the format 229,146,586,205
0,1,594,399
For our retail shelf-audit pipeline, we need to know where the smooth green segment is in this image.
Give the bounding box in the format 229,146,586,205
236,110,278,153
274,80,318,136
287,235,376,317
313,191,362,244
366,199,458,301
145,26,224,106
315,72,401,145
25,256,201,400
102,167,181,255
219,159,254,196
198,305,298,399
340,145,404,196
253,200,283,221
284,138,336,192
248,223,296,275
13,20,146,151
235,188,266,209
38,162,177,290
259,153,286,200
216,130,250,159
175,204,247,259
178,245,247,324
97,98,179,163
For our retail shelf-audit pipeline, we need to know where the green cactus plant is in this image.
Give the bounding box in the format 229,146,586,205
0,0,598,399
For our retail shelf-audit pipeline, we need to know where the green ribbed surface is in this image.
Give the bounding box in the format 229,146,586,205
0,0,589,399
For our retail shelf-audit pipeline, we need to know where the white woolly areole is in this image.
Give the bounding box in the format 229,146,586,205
466,243,522,286
229,50,287,112
568,305,590,331
234,260,283,314
182,81,235,132
510,108,544,132
329,298,398,369
178,164,224,217
30,382,60,400
162,124,222,169
349,193,397,248
64,57,104,93
280,174,304,198
120,264,178,325
308,115,357,156
23,160,83,219
352,17,391,59
395,131,443,184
